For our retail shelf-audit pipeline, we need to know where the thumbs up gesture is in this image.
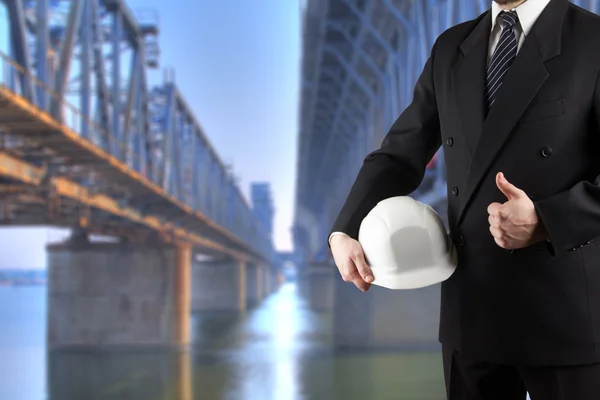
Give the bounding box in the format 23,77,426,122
487,172,548,249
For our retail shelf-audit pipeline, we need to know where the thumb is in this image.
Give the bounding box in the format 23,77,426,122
352,249,373,283
496,172,526,201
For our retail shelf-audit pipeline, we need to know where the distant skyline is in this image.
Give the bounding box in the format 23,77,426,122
0,0,301,268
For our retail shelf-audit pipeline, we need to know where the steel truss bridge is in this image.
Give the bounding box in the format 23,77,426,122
0,0,274,264
293,0,600,265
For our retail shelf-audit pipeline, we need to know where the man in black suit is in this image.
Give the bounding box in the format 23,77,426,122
328,0,600,398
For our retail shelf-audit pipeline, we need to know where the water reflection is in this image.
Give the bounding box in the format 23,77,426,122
44,282,445,399
189,283,333,399
49,351,191,400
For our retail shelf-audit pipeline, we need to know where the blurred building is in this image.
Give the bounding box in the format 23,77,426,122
251,182,274,238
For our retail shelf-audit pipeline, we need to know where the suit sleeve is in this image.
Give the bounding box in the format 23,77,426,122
329,40,442,241
533,70,600,255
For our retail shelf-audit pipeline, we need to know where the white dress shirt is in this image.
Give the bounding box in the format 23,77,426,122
328,0,552,246
488,0,551,65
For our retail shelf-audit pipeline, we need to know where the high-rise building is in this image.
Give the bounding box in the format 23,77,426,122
251,182,274,238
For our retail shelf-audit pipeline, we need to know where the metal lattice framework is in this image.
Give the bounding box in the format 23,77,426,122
0,0,273,262
294,0,600,265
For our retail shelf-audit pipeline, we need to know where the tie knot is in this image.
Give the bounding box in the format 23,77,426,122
499,10,519,29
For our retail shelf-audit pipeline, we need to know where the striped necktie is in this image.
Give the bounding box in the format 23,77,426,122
484,10,519,114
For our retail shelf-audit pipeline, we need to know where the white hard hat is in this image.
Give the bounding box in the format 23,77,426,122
358,196,457,290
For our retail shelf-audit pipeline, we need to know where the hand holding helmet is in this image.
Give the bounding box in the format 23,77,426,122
330,234,374,292
332,196,457,291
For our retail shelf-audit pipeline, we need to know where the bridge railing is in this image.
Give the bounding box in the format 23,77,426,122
0,51,273,261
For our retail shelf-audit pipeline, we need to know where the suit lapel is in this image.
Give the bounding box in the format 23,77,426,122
451,12,491,157
455,0,569,227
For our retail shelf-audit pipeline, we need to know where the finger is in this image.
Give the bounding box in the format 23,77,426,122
352,276,372,292
339,268,352,282
489,225,503,239
487,202,503,216
488,214,498,227
342,269,369,292
337,258,356,282
494,237,506,248
496,172,526,201
351,251,374,283
494,236,511,249
496,206,509,220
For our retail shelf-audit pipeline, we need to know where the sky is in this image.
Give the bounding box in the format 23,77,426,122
0,0,302,268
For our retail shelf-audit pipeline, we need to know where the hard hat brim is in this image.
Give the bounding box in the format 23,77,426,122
371,263,456,290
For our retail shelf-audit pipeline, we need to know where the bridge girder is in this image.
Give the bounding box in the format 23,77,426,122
0,0,273,261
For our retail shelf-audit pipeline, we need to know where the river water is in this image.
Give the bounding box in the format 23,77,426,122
0,283,446,399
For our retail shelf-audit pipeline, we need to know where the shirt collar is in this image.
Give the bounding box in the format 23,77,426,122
490,0,552,37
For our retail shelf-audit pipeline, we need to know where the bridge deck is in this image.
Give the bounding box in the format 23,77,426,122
0,86,258,261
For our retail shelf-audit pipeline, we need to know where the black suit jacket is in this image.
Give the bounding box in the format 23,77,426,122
330,0,600,365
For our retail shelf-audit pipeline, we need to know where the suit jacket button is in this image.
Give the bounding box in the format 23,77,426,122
541,147,552,157
452,186,459,196
457,236,466,247
446,137,454,147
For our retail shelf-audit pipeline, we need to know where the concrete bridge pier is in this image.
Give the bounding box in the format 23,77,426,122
262,266,271,295
47,234,192,350
263,265,275,296
245,262,263,307
332,275,441,351
297,262,335,312
191,259,247,312
295,261,442,350
191,260,278,312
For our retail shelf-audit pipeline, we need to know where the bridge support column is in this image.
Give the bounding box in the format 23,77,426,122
191,259,246,312
47,238,191,350
263,266,272,295
245,262,263,307
332,274,441,350
298,262,335,312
